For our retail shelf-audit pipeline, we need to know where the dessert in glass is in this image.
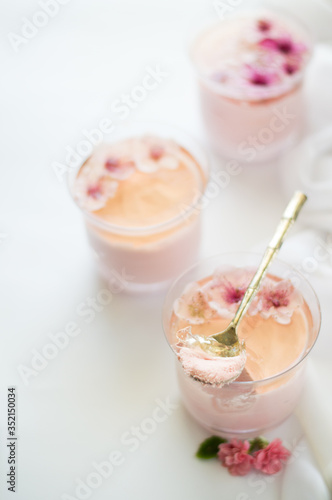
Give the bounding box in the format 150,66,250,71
69,125,209,292
190,9,312,162
163,253,320,437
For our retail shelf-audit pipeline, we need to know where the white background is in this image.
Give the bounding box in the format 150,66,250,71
1,0,332,499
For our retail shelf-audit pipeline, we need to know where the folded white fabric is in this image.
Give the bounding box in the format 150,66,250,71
254,230,332,496
294,360,332,495
280,126,332,233
281,434,330,500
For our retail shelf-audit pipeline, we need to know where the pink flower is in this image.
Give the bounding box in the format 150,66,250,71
259,279,303,324
133,135,180,173
87,182,103,199
283,61,300,75
253,439,291,475
174,282,217,325
149,144,164,160
259,37,306,57
204,268,259,318
75,175,118,211
104,156,135,180
246,66,279,87
257,19,272,32
218,439,253,476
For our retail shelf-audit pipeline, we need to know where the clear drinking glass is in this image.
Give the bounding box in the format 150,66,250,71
163,253,321,437
68,123,209,293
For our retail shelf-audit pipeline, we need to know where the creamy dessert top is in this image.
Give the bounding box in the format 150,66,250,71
191,10,311,100
72,135,206,229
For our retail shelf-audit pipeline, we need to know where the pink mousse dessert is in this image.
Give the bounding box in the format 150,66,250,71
163,254,320,436
190,10,312,162
70,131,208,292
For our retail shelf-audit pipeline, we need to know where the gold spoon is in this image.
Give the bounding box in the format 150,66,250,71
197,191,307,357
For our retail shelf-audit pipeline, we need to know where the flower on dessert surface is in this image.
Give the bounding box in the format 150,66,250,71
259,36,306,57
218,439,253,476
257,19,272,32
104,156,135,180
253,438,291,475
75,175,118,211
204,268,259,318
246,65,279,86
174,283,216,324
133,135,180,173
258,279,302,324
283,60,301,75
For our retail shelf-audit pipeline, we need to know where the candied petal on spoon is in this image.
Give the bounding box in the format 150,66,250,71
175,327,247,386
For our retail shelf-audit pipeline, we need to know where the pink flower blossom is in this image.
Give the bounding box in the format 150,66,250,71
133,135,180,173
174,282,216,325
257,19,272,32
259,279,302,324
87,183,103,199
149,144,164,160
253,439,291,475
246,66,279,87
218,439,253,476
259,37,306,57
204,268,259,318
75,175,118,211
104,156,135,180
283,61,300,75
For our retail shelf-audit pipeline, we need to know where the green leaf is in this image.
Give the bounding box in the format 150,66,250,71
248,437,269,455
196,436,227,459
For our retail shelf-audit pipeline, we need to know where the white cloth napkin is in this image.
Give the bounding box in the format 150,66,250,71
281,434,330,500
252,228,332,497
271,231,332,498
280,126,332,233
294,360,332,495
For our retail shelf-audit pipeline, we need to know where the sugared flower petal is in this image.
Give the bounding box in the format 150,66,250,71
257,19,272,32
247,66,279,86
174,283,216,324
204,267,259,318
259,279,302,324
134,135,180,173
104,156,135,180
75,175,118,211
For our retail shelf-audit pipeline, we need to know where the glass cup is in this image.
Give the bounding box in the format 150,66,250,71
189,9,313,163
163,253,321,437
68,123,209,293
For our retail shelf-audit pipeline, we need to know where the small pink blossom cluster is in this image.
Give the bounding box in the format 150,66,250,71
218,438,291,476
246,17,308,87
196,435,291,477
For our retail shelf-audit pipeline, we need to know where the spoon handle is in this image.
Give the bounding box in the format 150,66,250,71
231,191,307,328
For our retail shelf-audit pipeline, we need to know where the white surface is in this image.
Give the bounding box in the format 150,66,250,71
1,1,332,499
